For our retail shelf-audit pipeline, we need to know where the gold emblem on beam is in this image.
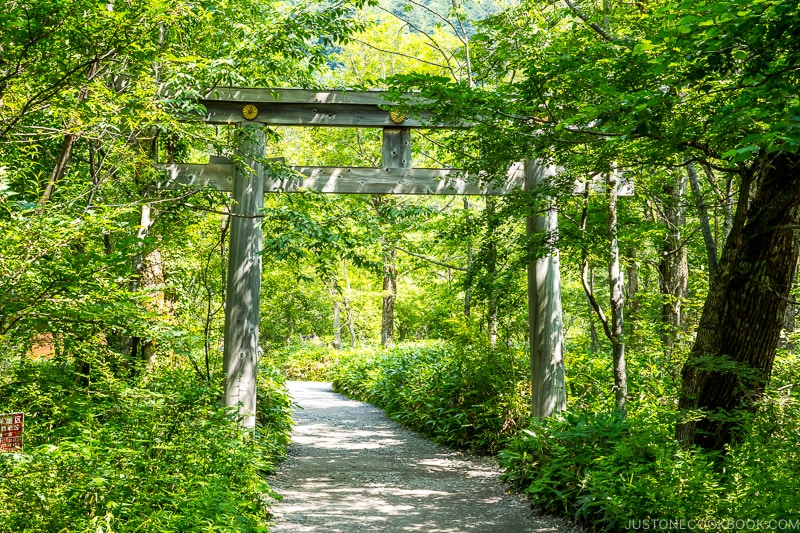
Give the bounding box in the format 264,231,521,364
389,110,406,124
242,104,259,120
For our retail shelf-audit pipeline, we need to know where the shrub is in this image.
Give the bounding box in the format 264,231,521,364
0,357,292,533
499,402,800,531
331,341,528,454
271,342,343,381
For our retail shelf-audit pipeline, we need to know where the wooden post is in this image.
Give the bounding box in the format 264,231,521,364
223,124,265,430
382,127,411,169
375,127,409,348
526,161,567,418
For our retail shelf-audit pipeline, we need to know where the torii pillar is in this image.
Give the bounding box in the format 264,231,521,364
526,161,567,418
222,124,265,430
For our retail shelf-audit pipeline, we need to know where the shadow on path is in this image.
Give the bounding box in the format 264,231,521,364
268,381,579,533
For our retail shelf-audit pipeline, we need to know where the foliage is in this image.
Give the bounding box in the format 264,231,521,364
330,341,528,454
499,393,800,531
499,411,722,531
271,342,346,382
0,0,379,365
0,5,375,527
0,210,153,355
322,335,800,528
371,0,500,37
260,265,338,346
1,0,798,528
0,357,292,533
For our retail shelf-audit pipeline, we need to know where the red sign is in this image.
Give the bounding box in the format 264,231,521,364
0,412,23,452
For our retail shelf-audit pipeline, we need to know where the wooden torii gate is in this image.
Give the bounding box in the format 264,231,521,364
159,87,570,428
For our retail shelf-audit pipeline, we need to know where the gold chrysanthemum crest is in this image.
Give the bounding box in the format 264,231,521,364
389,109,406,124
242,104,259,120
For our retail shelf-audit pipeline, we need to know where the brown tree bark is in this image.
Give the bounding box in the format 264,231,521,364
677,152,800,451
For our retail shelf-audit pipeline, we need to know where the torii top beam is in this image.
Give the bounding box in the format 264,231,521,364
199,87,461,129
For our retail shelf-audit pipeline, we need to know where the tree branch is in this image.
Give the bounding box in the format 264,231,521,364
582,256,613,341
563,0,620,44
179,203,266,219
395,245,468,272
349,37,449,70
579,190,613,341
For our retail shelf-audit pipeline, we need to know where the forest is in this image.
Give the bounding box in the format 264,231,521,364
0,0,799,531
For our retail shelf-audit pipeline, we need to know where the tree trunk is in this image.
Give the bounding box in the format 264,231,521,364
586,268,600,352
325,278,342,350
39,133,79,206
130,205,164,370
580,177,627,413
332,299,342,350
625,246,640,334
687,162,718,285
782,298,796,351
702,163,735,250
381,246,397,348
342,261,357,348
781,257,798,350
677,152,800,451
38,60,99,207
464,198,473,318
659,170,689,358
607,172,627,414
371,195,398,348
485,197,499,347
140,248,171,367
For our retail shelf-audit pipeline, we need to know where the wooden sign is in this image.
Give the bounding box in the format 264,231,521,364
0,412,23,452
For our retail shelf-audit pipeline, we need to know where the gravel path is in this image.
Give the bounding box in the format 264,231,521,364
267,381,581,533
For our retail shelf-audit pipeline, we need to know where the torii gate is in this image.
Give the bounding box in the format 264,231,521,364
159,87,570,428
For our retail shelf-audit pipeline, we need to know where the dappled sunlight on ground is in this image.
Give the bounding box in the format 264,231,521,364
267,381,579,533
293,423,407,449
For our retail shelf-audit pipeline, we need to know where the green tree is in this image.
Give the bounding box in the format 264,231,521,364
388,0,800,450
0,0,374,361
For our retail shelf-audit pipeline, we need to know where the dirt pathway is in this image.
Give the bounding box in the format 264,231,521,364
267,381,580,533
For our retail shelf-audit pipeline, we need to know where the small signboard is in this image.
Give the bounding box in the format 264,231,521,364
0,412,23,452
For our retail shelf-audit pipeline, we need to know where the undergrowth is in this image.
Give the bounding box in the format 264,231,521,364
499,395,800,531
0,356,292,532
330,341,528,455
323,341,800,531
271,341,343,381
